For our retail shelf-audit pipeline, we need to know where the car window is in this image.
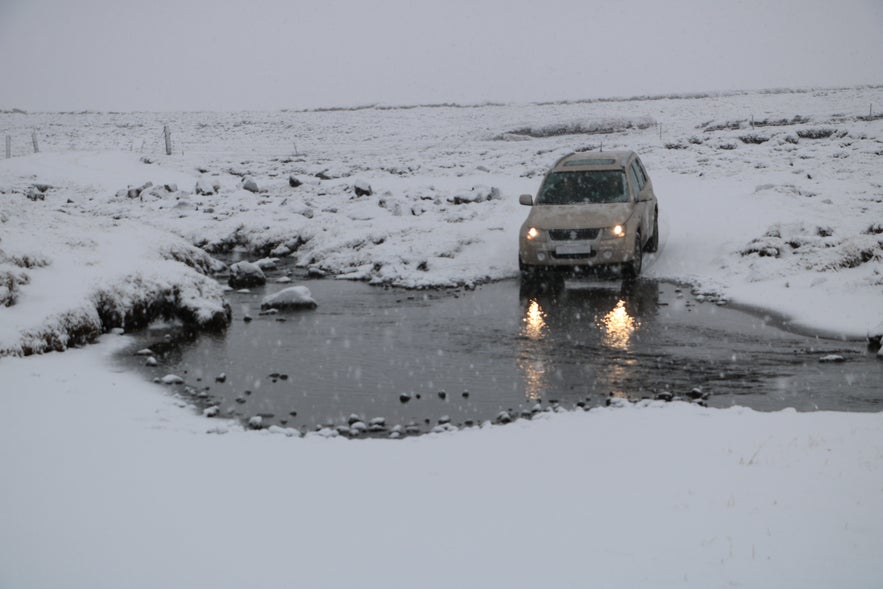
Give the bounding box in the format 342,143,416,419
538,171,628,204
635,159,649,186
628,165,642,196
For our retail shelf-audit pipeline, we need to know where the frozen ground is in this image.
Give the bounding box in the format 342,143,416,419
2,87,883,587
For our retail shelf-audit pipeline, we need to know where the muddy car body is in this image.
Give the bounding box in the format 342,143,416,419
518,150,659,278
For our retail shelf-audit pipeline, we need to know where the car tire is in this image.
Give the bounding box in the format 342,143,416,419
645,209,659,253
624,232,643,278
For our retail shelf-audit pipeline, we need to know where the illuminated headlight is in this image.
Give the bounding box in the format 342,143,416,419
526,227,541,240
601,225,626,239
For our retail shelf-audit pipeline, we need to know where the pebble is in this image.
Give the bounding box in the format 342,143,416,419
438,415,451,425
248,416,264,429
203,406,219,417
135,348,154,356
215,373,227,383
438,391,447,400
145,356,158,367
160,374,184,385
399,393,412,403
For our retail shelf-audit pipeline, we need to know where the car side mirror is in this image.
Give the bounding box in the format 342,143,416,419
519,194,533,206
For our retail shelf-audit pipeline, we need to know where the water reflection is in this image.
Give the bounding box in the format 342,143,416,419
516,278,658,402
598,299,640,350
523,300,548,340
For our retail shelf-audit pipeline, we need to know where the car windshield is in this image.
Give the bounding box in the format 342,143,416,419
537,170,628,204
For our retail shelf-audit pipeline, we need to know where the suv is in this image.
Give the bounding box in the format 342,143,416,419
519,150,658,279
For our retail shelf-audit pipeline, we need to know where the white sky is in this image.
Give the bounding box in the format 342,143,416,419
1,0,881,112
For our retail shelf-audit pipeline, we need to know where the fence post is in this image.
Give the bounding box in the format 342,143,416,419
32,130,39,153
5,135,10,159
163,125,172,156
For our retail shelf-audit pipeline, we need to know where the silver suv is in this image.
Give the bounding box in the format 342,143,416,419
519,150,659,278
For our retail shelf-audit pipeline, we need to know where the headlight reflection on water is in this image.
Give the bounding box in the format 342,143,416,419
522,299,548,340
518,299,549,400
600,299,639,351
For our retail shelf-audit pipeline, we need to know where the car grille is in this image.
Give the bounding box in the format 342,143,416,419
549,228,599,241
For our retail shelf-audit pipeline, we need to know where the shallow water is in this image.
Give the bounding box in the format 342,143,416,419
125,274,882,434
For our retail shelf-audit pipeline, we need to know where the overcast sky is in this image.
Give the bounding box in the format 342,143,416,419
1,0,881,112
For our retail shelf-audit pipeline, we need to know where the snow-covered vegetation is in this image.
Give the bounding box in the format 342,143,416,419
2,86,881,350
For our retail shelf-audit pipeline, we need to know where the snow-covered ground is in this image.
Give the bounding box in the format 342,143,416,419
2,87,883,587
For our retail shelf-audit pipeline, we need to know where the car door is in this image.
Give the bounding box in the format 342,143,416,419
627,160,649,246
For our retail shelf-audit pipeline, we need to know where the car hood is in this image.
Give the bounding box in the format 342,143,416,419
526,203,634,229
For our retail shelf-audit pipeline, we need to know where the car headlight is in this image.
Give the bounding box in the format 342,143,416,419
526,227,541,240
600,225,626,239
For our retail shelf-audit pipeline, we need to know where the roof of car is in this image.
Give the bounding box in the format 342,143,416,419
552,150,635,171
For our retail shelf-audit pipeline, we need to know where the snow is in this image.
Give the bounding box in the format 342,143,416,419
260,285,317,310
1,87,883,586
1,337,882,588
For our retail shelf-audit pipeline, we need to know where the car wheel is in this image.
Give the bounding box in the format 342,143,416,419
624,232,643,278
645,209,659,253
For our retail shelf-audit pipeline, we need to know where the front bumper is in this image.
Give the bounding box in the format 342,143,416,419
519,233,634,268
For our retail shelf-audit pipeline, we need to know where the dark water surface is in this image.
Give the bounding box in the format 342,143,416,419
124,275,883,434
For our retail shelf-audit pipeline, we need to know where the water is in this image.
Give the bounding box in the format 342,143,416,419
124,275,883,435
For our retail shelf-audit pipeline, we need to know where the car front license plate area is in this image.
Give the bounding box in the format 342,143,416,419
555,242,592,256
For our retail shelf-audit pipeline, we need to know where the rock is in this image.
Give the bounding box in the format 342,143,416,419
451,185,500,205
438,415,451,425
164,183,178,192
145,356,158,367
254,257,279,270
261,286,317,311
431,424,458,434
347,414,362,426
276,276,292,284
399,393,412,403
248,415,264,429
350,421,367,434
26,187,45,201
686,387,707,400
203,406,219,417
289,174,302,188
241,176,260,193
134,348,154,356
819,354,846,363
369,417,386,427
195,176,217,195
462,391,470,399
655,392,674,402
495,410,512,424
228,261,266,288
215,373,227,383
270,244,292,257
353,180,372,197
160,374,184,385
437,391,447,400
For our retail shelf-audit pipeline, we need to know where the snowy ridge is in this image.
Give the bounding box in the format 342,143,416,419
0,199,230,356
